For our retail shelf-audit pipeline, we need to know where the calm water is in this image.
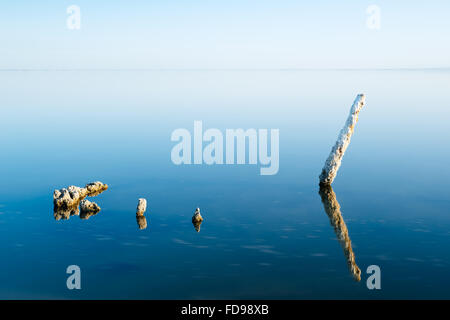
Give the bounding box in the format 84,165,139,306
0,70,449,299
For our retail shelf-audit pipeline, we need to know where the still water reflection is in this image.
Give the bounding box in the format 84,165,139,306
319,184,361,281
0,70,449,299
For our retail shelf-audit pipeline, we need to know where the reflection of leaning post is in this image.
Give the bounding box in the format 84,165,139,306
319,184,361,281
318,94,366,281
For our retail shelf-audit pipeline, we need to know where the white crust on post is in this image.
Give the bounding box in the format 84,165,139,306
319,94,366,185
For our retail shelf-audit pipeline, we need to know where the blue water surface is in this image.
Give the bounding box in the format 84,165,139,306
0,70,449,299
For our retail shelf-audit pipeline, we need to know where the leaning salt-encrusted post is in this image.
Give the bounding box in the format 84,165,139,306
319,94,366,185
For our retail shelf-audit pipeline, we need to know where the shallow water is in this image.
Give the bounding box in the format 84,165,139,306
0,70,449,299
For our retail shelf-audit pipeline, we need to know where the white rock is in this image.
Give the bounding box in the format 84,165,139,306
53,187,80,208
192,207,203,223
85,181,108,196
53,181,108,208
136,198,147,216
80,199,101,220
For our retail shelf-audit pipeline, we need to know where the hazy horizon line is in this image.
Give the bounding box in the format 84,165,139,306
1,67,449,72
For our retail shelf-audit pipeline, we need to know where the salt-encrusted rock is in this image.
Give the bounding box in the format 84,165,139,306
319,94,366,185
136,198,147,217
319,184,361,281
85,181,108,196
68,185,88,199
192,208,203,232
135,198,148,230
80,199,101,220
192,208,203,223
53,181,108,209
53,187,84,208
136,216,148,230
80,199,100,212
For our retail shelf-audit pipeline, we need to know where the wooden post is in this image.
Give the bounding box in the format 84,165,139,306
319,94,366,185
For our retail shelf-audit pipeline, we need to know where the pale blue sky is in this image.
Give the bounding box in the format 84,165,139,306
0,0,449,69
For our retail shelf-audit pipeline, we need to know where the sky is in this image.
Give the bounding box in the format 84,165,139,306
0,0,449,69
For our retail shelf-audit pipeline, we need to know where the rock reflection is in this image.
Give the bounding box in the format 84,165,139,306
80,209,100,220
54,206,79,221
319,184,361,281
192,219,202,232
136,216,148,230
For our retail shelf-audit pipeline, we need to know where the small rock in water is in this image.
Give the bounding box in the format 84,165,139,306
192,208,203,232
85,181,109,196
192,208,203,222
53,187,84,208
80,199,101,213
135,198,148,230
80,199,101,220
53,181,108,209
136,198,147,216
